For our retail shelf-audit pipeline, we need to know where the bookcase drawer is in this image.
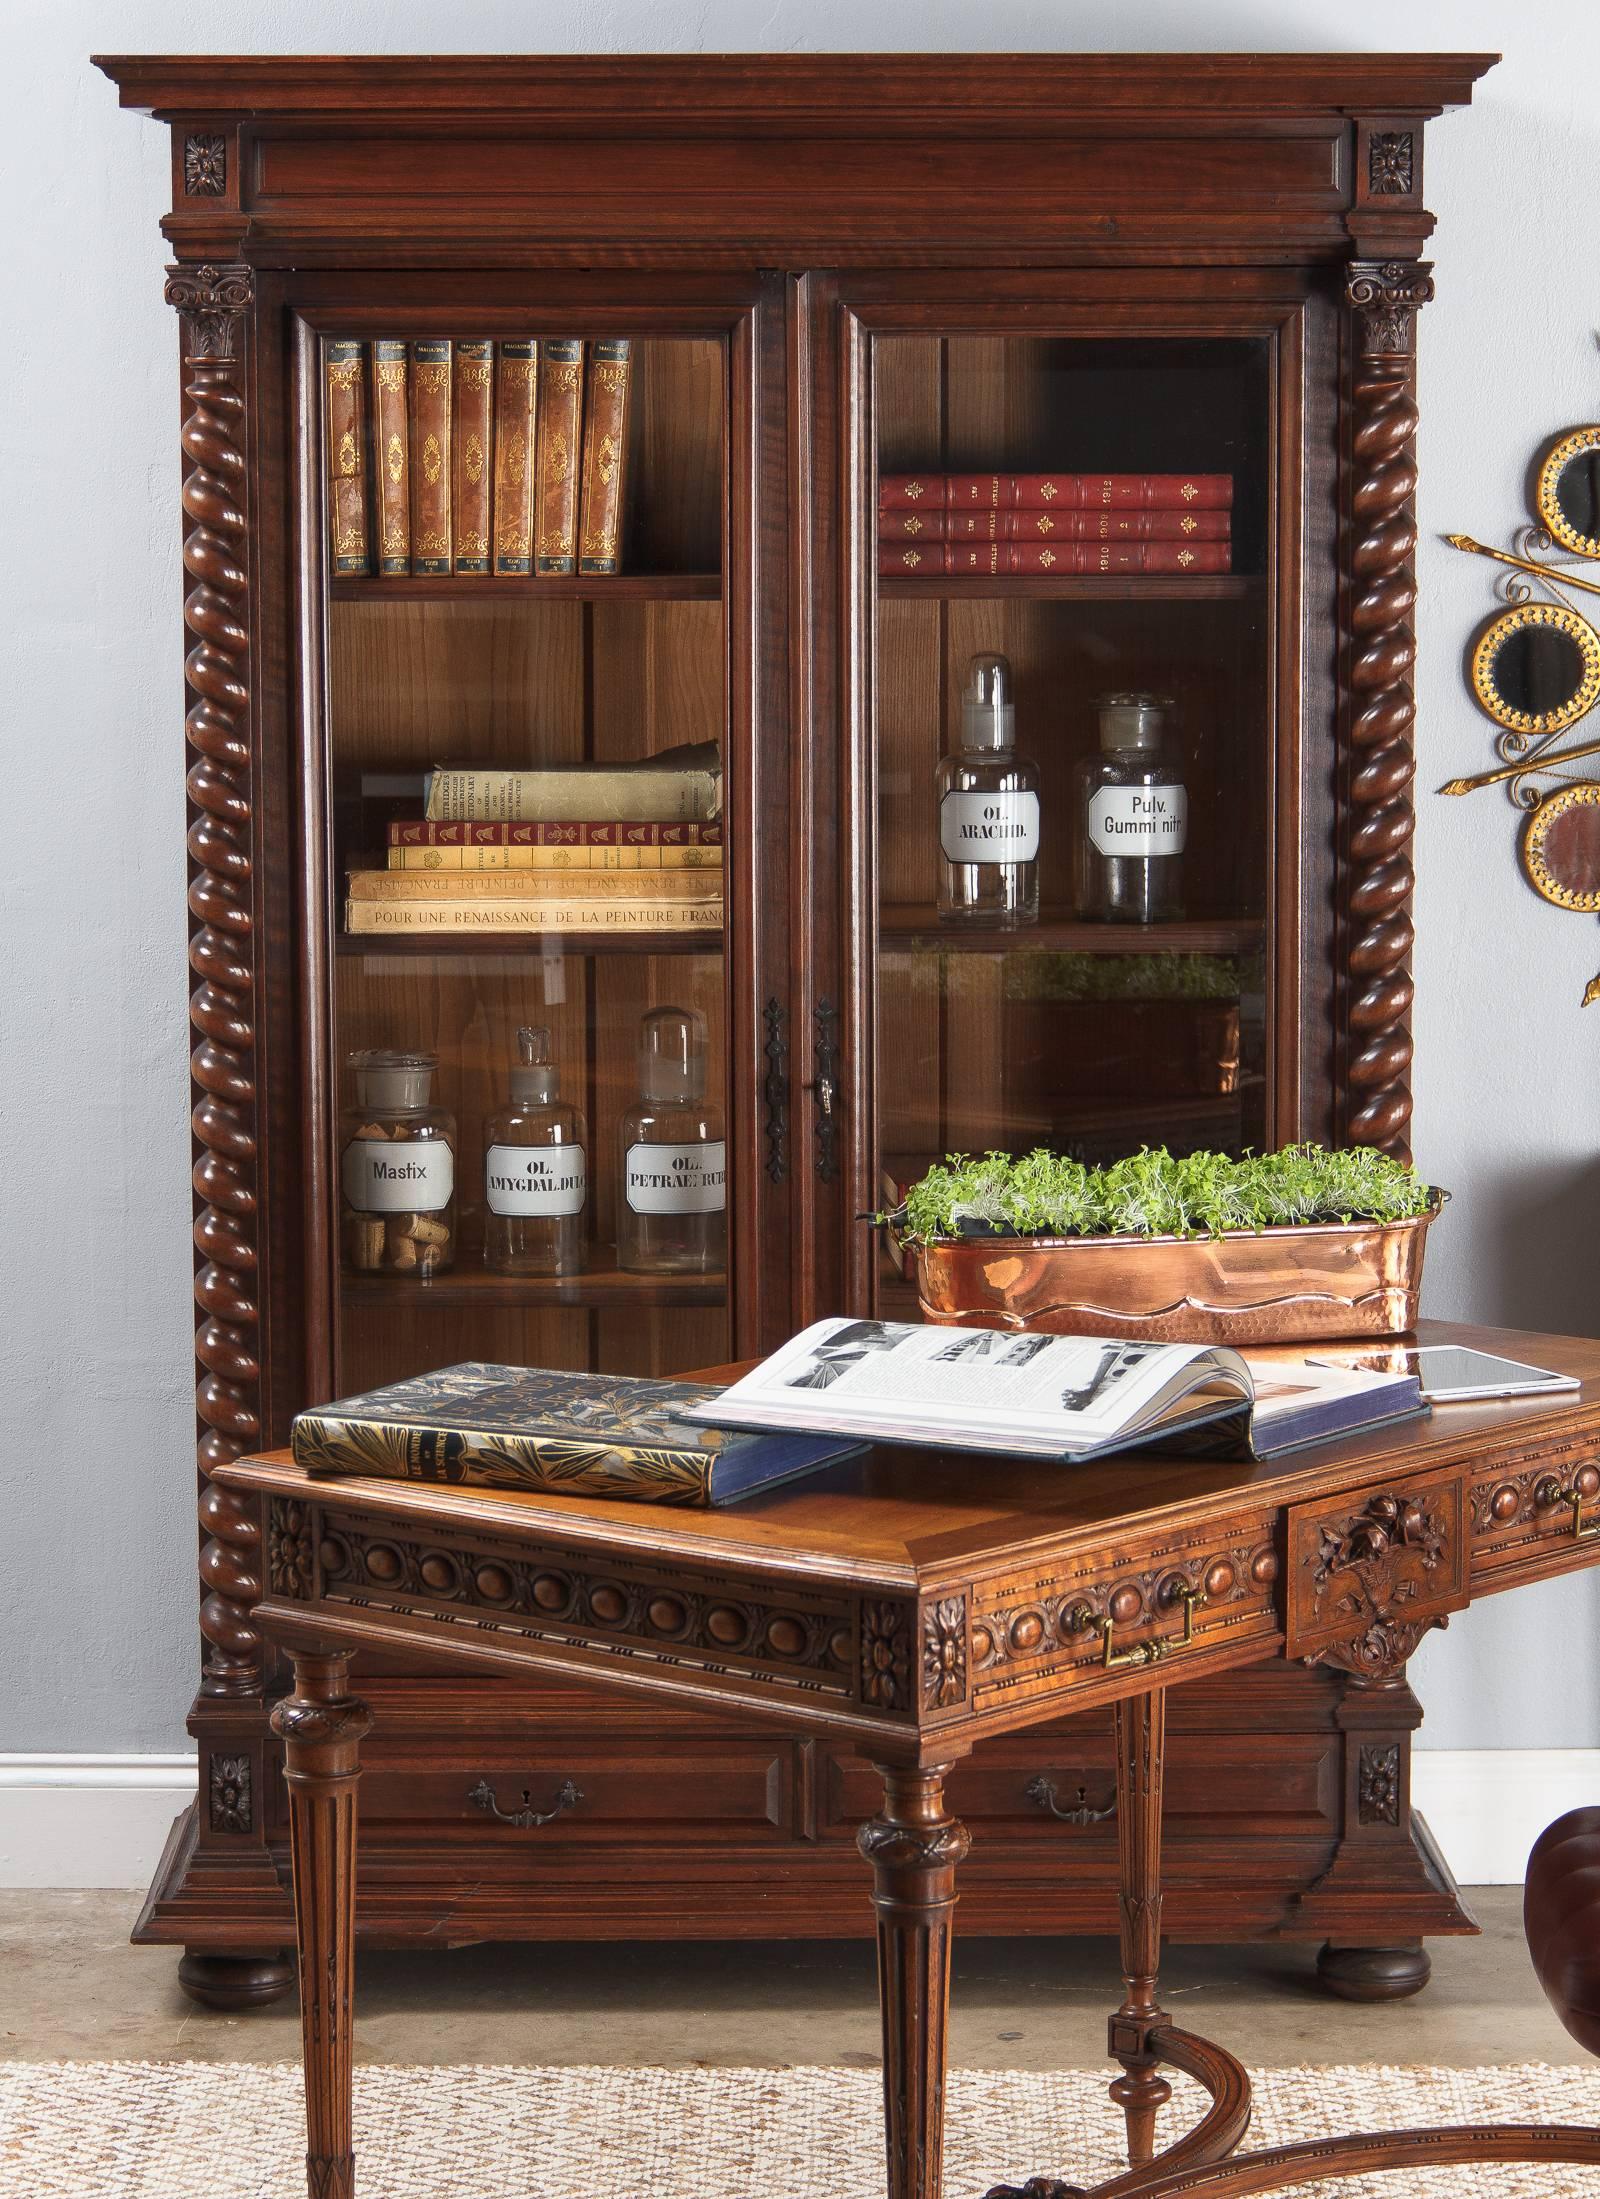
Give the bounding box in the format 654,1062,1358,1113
1468,1449,1600,1587
359,1737,795,1846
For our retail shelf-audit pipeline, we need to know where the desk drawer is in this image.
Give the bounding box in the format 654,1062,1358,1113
965,1512,1280,1717
1285,1467,1467,1665
1469,1449,1600,1586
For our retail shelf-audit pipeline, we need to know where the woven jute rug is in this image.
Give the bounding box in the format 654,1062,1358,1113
2,2059,1599,2197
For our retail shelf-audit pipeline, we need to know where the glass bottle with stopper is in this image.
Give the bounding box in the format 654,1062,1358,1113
935,650,1040,928
618,1005,726,1276
483,1026,588,1277
339,1048,456,1276
1073,691,1188,923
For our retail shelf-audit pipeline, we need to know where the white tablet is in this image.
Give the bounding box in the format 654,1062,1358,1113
1308,1345,1580,1403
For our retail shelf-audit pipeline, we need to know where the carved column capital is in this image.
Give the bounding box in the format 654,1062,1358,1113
164,260,254,359
1345,259,1434,356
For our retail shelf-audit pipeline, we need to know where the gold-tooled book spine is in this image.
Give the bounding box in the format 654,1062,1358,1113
534,340,585,574
325,341,371,576
492,339,537,574
387,843,721,872
372,339,411,575
293,1414,715,1506
452,339,494,575
348,864,721,900
344,897,722,933
578,339,633,576
409,339,453,575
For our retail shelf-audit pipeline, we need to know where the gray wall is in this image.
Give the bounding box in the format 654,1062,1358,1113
1,0,1595,1753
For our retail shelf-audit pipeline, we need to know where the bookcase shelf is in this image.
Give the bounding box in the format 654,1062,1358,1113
878,911,1264,956
876,573,1262,603
342,1254,725,1311
329,573,722,604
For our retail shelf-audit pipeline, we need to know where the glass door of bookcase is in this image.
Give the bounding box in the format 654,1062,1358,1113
310,320,735,1398
868,327,1279,1312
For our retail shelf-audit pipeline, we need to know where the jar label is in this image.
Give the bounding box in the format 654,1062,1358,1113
485,1144,587,1218
940,790,1041,864
341,1137,454,1214
625,1139,727,1215
1087,784,1188,857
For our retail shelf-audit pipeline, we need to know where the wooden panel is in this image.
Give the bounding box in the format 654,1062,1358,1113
1285,1470,1469,1661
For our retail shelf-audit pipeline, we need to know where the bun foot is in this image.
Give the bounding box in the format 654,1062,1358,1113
177,1948,296,2010
1316,1940,1431,2001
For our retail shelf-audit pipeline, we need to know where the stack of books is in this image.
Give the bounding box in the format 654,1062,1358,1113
325,336,634,580
877,472,1234,576
345,743,724,936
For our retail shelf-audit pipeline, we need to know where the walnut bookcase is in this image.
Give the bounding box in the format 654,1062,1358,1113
96,50,1493,2009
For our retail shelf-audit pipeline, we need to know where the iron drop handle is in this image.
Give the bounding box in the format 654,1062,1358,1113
467,1776,583,1830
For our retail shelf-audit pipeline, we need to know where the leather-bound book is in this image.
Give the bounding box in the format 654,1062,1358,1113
452,338,494,574
534,340,585,574
324,341,371,575
372,339,411,575
492,339,538,574
409,338,453,575
880,507,1232,543
879,472,1235,511
880,540,1233,576
578,339,633,575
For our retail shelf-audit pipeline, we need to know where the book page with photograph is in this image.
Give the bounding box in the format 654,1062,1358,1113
687,1318,1254,1459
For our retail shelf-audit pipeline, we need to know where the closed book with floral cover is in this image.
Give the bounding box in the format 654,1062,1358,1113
290,1361,860,1508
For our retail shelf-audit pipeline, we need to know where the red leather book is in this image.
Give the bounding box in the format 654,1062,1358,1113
879,540,1233,577
879,472,1234,512
491,340,537,574
324,341,371,576
452,339,494,574
371,339,411,576
409,339,453,574
389,819,724,847
879,507,1232,543
578,339,634,575
535,340,585,574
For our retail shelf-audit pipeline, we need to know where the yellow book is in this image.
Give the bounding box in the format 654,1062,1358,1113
345,898,723,934
348,865,720,901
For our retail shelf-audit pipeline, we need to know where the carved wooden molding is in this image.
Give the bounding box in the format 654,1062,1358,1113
1341,258,1433,1159
921,1597,967,1709
1366,132,1414,196
268,1497,899,1711
207,1752,252,1834
167,261,263,1702
183,133,227,196
1357,1741,1401,1824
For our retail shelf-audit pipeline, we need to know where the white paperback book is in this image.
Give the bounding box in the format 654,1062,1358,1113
686,1317,1427,1464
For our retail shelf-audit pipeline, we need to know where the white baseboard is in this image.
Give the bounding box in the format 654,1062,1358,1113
1413,1748,1600,1885
0,1755,196,1888
0,1748,1592,1891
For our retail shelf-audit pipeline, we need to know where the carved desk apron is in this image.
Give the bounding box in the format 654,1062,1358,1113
219,1317,1600,2199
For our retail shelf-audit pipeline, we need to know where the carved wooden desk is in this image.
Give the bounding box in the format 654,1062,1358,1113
219,1318,1600,2199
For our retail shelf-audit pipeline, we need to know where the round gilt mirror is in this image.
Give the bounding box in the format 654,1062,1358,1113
1522,782,1600,911
1469,602,1600,737
1537,427,1600,559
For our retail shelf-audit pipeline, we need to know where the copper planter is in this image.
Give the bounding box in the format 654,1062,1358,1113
912,1202,1443,1345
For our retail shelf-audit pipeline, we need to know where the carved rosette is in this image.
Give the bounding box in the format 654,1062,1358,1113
164,262,263,1702
1342,259,1433,1160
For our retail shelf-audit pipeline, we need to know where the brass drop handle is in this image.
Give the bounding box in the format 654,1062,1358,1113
1535,1476,1600,1543
1071,1585,1207,1672
1025,1774,1117,1826
467,1776,582,1830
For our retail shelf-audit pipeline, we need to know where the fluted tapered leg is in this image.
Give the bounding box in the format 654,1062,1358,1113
859,1760,971,2199
271,1649,373,2199
1109,1689,1172,2167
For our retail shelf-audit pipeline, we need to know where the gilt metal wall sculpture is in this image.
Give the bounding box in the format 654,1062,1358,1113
1445,425,1600,1002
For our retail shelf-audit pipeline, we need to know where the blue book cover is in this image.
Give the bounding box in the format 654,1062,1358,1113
291,1361,860,1508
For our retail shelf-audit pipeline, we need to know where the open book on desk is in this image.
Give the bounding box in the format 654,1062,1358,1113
684,1317,1428,1465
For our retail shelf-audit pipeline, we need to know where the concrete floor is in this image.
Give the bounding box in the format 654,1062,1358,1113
0,1886,1575,2068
